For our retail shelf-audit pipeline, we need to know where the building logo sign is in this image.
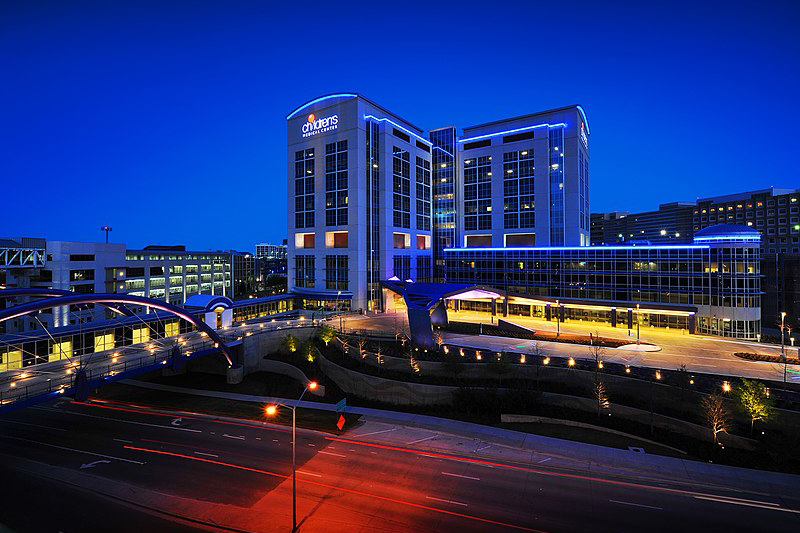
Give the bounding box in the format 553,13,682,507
580,121,588,149
302,113,339,138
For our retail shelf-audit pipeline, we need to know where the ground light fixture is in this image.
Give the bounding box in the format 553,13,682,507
722,381,731,393
568,358,575,367
543,357,550,365
265,380,318,533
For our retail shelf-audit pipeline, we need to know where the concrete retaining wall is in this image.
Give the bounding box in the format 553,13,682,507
318,353,456,406
318,349,758,449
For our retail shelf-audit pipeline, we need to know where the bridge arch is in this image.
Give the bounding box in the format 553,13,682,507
0,293,236,367
0,288,134,316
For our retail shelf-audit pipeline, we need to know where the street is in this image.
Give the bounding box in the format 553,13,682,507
1,397,798,532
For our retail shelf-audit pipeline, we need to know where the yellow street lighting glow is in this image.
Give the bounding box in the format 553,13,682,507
543,357,550,365
568,358,575,367
265,405,277,416
722,381,731,392
625,366,631,373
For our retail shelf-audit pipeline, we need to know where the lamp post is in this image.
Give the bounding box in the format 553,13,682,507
636,304,640,345
265,380,318,533
556,300,560,337
780,312,787,360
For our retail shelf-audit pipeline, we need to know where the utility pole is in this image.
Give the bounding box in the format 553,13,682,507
100,226,112,243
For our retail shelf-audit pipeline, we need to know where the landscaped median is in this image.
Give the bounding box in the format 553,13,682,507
735,351,800,365
291,331,800,472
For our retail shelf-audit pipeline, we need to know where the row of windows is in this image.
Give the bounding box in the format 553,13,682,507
295,148,315,229
295,255,315,288
416,157,431,231
503,148,535,229
325,140,348,226
393,147,411,228
464,156,492,231
325,255,349,290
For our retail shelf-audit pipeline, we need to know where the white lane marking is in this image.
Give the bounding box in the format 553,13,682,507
693,495,798,513
0,420,67,432
113,439,133,444
308,443,316,447
80,460,111,469
171,418,183,426
272,439,279,442
0,435,145,465
351,428,397,437
476,445,491,452
222,434,245,440
195,451,219,458
319,451,347,458
407,435,438,445
441,471,480,481
609,499,663,510
537,457,552,464
38,408,201,433
297,470,322,477
426,496,468,507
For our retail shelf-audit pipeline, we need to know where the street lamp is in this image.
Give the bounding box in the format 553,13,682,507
636,304,641,345
781,312,787,360
555,300,560,337
265,380,318,533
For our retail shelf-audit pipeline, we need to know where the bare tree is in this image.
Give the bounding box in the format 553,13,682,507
701,393,730,446
356,336,368,359
676,363,689,412
375,342,384,365
530,342,543,391
594,380,610,415
588,332,605,371
434,329,445,351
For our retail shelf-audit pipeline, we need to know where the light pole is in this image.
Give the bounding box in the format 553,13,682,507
556,300,560,337
636,304,640,345
265,380,318,533
780,312,787,360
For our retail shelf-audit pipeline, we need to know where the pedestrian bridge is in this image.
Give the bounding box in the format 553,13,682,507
0,290,314,412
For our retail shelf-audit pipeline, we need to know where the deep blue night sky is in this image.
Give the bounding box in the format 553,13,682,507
2,0,798,251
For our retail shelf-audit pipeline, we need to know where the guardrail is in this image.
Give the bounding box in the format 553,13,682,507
0,320,325,408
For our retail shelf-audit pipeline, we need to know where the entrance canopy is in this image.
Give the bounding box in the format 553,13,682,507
380,281,503,311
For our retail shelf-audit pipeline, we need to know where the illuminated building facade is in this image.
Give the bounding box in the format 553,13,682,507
444,224,762,339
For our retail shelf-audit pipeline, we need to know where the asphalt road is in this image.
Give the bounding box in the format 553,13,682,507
1,399,798,532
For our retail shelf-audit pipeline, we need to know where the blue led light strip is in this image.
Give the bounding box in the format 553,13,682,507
576,105,590,135
693,236,761,241
286,93,358,120
433,146,454,158
443,245,711,252
364,115,432,146
458,123,567,143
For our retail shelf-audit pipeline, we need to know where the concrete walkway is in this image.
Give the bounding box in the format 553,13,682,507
120,379,800,500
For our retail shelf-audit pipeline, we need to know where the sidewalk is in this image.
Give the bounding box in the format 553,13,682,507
120,379,800,500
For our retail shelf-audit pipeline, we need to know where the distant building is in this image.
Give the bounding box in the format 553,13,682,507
594,187,800,331
230,251,257,299
0,239,267,333
255,242,287,260
591,202,695,245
